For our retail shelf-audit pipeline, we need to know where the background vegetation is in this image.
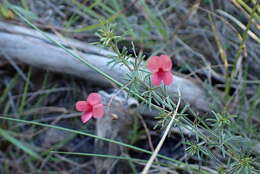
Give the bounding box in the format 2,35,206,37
0,0,259,173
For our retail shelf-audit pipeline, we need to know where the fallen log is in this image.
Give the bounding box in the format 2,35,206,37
0,21,211,112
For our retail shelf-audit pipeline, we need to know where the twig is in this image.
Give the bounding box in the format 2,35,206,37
141,89,181,174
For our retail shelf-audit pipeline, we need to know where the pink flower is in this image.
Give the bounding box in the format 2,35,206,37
147,54,173,86
75,93,104,123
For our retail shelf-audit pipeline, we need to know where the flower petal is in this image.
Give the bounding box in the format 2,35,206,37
162,71,173,85
160,55,172,71
93,104,104,118
151,72,162,86
75,101,88,112
87,93,102,105
147,56,160,72
85,103,92,112
81,112,92,123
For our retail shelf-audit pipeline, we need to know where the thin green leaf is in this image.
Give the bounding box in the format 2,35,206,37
0,128,41,159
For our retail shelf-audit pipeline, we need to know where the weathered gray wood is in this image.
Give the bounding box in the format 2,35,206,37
0,22,211,112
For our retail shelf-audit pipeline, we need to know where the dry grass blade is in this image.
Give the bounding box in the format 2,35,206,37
217,9,260,44
141,89,181,174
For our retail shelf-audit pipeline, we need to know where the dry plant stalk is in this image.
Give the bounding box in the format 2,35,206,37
141,89,181,174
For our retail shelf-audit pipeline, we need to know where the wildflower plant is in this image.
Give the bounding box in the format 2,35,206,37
4,6,259,173
0,2,258,174
96,24,177,112
5,16,257,172
89,24,259,174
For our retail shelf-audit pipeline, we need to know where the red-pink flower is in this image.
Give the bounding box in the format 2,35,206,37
147,54,173,86
75,93,104,123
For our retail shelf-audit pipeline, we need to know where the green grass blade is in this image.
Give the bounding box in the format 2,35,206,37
73,15,118,32
139,0,168,39
69,0,102,19
19,67,32,113
0,116,216,173
50,150,180,171
0,128,41,159
0,73,19,104
51,150,146,163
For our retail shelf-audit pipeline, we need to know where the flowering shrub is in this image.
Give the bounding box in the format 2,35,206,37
147,55,173,86
75,93,104,123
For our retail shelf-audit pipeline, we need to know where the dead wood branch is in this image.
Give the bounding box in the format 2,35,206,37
0,22,211,112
